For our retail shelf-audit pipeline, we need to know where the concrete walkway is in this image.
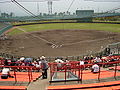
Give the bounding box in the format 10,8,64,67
27,69,50,90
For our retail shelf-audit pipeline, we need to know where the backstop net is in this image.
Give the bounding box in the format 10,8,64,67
108,42,120,55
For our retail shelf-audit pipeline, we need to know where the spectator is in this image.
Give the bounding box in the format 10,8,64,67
38,60,42,66
94,56,102,63
91,63,100,73
84,56,88,60
109,57,116,62
55,57,64,63
41,58,48,79
20,57,25,61
80,60,84,65
1,67,14,79
10,57,17,66
35,62,40,72
64,58,69,63
90,55,94,60
4,58,8,66
40,55,46,60
24,58,32,66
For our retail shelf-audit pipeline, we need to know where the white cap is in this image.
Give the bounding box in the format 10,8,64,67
40,56,46,59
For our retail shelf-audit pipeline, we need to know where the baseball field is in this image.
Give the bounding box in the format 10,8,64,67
0,23,120,57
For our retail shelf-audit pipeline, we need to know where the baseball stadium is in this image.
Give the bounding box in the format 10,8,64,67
0,0,120,90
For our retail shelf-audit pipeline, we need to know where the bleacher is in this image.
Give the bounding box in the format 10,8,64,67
0,66,42,90
1,53,120,90
47,55,120,90
0,56,42,90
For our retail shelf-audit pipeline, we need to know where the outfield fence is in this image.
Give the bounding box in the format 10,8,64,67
0,23,13,35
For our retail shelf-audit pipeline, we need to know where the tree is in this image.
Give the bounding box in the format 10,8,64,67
43,13,47,16
66,11,70,15
54,12,57,16
73,13,76,15
39,13,42,16
58,12,64,16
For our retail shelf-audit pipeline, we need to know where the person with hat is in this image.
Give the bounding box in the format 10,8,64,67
41,56,48,79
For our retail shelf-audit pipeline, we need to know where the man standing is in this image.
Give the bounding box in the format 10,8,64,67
41,57,48,79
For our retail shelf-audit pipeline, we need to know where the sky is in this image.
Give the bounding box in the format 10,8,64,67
0,0,120,16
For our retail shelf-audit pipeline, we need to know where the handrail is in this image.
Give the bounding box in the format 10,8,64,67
0,65,41,83
49,60,120,83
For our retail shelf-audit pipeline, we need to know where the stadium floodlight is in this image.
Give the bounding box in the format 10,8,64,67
18,0,60,15
0,0,60,15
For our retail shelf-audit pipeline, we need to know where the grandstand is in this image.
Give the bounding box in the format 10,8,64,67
0,20,120,90
0,0,120,90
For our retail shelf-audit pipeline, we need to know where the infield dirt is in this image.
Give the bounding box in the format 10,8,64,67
0,29,120,57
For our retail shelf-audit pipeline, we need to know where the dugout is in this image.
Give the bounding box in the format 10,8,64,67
76,10,94,22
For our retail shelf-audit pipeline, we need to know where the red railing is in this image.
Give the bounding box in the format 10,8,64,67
49,60,120,83
0,66,41,83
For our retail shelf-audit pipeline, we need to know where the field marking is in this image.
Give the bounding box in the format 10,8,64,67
16,27,64,48
62,37,114,46
15,27,56,46
4,26,16,34
11,27,116,48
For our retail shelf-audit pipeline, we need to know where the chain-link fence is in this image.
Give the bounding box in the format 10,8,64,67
108,42,120,55
0,22,13,35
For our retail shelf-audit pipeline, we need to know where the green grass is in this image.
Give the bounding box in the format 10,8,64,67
9,28,25,35
8,23,120,35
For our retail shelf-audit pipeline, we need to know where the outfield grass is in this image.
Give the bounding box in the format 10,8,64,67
8,23,120,35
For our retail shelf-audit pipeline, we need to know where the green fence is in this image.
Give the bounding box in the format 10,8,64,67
0,25,13,35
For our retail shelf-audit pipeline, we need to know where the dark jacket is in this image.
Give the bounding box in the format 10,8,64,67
41,60,48,70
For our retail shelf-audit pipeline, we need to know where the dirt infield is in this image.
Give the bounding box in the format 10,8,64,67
0,29,120,57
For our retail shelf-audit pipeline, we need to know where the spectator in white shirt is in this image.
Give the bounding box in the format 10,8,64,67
20,57,25,61
91,63,100,73
55,59,64,63
80,60,84,65
1,67,14,79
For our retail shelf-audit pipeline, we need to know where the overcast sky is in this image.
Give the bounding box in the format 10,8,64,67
0,0,120,16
